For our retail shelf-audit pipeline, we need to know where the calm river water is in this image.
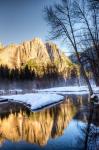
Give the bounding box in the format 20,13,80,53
0,94,95,150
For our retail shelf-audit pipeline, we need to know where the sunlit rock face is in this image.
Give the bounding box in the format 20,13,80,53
0,44,18,68
46,42,77,76
0,38,78,77
0,38,50,68
0,100,76,146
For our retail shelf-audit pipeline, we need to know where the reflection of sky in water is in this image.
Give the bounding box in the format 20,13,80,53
47,120,85,150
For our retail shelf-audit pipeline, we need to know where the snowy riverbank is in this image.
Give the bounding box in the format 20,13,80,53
37,86,99,95
0,85,99,95
0,85,99,110
0,93,64,110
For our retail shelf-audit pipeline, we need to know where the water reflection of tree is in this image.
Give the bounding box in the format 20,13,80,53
85,104,99,150
75,101,99,150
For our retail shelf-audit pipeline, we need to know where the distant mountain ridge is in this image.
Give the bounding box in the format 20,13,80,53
0,38,78,77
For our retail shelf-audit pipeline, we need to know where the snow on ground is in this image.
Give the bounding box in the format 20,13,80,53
0,93,64,110
0,85,99,111
0,85,99,95
0,89,23,95
37,86,99,95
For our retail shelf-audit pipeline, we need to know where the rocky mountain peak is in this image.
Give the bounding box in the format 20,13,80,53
0,38,77,77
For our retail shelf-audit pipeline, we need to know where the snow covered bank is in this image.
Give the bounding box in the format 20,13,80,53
0,86,99,111
0,93,64,110
37,86,99,95
0,89,23,95
0,86,99,95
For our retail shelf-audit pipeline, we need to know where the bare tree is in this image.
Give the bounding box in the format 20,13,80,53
44,0,93,95
73,0,99,85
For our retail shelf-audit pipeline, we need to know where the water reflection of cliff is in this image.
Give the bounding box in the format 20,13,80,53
0,98,77,146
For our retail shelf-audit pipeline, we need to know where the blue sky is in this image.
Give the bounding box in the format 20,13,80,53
0,0,71,54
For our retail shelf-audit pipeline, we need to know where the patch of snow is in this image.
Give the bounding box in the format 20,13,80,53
37,86,99,95
9,89,23,94
0,89,23,95
90,94,96,99
0,93,64,110
0,86,99,95
51,91,89,95
0,90,6,95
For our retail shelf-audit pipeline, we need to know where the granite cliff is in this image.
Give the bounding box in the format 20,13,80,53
0,38,78,78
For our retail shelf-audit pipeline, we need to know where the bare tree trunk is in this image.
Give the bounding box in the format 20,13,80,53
74,48,93,95
67,5,93,95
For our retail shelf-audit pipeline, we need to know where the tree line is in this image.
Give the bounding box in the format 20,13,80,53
0,64,68,80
